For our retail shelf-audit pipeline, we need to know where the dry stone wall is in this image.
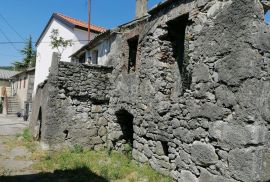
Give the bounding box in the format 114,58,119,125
30,0,270,181
104,0,270,181
30,58,112,150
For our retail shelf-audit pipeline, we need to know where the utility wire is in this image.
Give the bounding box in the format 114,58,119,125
0,27,20,52
0,40,91,44
0,13,25,41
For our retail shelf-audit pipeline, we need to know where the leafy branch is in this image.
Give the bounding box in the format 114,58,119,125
50,29,73,60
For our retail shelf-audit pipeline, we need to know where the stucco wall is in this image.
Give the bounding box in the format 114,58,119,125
0,80,10,87
12,70,35,114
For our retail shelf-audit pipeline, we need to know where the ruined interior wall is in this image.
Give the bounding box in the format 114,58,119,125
104,0,270,182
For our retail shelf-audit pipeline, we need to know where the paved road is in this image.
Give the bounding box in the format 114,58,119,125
0,115,28,136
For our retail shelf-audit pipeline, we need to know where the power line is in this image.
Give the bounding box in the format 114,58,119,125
0,40,91,44
0,27,20,52
0,13,25,41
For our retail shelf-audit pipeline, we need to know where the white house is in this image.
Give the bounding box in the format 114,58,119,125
33,13,106,93
71,30,115,65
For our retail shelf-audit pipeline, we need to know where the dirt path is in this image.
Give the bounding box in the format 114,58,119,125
0,115,34,176
0,115,109,182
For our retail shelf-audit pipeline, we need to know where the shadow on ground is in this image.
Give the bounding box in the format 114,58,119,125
0,167,108,182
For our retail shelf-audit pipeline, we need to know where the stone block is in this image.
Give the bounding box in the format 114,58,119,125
98,126,107,136
91,105,103,113
91,136,103,145
215,85,236,108
190,102,230,121
191,141,218,166
192,63,210,83
199,168,237,182
143,144,153,158
228,148,264,182
155,141,165,156
209,121,267,150
179,170,198,182
97,117,108,126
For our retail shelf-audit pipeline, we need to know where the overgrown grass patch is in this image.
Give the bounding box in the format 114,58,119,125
6,128,37,153
34,148,172,182
5,128,173,181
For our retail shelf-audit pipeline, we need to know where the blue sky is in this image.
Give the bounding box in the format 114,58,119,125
0,0,163,66
0,1,270,67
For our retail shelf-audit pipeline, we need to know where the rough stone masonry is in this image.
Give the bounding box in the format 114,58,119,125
30,0,270,181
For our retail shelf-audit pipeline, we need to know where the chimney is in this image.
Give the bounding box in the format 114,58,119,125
136,0,148,18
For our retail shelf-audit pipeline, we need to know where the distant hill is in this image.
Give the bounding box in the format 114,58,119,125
0,66,14,71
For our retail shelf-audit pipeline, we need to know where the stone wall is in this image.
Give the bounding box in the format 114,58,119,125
30,55,113,150
30,0,270,181
104,0,270,181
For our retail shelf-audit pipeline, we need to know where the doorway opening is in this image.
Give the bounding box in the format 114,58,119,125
37,107,42,141
115,109,134,147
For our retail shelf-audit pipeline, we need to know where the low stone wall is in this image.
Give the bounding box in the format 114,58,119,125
30,57,113,149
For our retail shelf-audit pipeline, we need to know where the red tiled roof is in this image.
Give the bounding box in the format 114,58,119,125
55,13,106,33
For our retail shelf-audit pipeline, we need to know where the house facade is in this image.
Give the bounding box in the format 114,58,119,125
0,69,18,96
33,13,106,93
11,68,35,117
71,31,115,66
0,69,18,114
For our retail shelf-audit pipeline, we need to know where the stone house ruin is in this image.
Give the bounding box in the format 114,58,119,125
30,0,270,181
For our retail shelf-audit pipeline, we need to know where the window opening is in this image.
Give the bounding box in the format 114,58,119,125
128,36,139,73
167,14,191,92
92,50,98,65
23,77,26,88
37,108,42,141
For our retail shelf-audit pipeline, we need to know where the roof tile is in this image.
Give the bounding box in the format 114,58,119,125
0,69,18,80
55,13,106,33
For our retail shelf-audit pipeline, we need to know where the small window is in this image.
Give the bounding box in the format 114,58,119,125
23,77,26,88
86,51,91,64
92,50,98,65
128,36,139,73
79,54,85,64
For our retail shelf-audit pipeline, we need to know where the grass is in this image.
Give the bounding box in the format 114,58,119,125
4,128,173,182
34,148,172,182
7,128,37,153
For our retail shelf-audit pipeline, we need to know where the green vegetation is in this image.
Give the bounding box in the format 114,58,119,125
4,128,172,182
50,29,73,60
34,148,172,182
12,35,36,71
0,66,13,70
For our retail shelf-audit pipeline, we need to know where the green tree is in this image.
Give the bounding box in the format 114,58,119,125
12,35,36,71
21,35,36,68
50,29,73,60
